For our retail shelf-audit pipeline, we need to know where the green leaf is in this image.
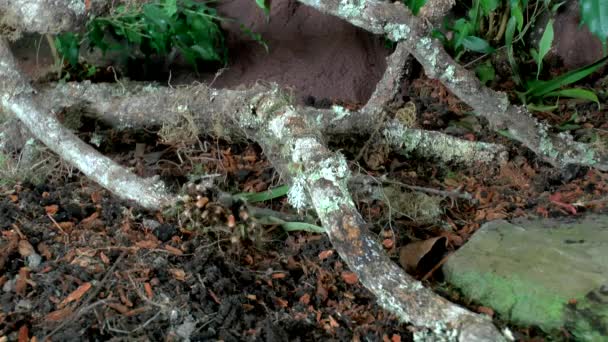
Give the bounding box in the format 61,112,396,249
505,16,522,85
545,88,600,108
475,61,495,84
161,0,178,17
405,0,428,15
510,0,523,32
536,19,554,79
527,103,558,112
525,55,608,99
462,36,495,53
257,216,325,233
55,33,80,67
480,0,499,15
236,185,290,203
579,0,608,46
255,0,271,16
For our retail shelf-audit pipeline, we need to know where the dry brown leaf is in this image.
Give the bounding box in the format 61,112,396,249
144,282,153,299
17,240,34,257
15,268,30,295
318,250,334,260
17,325,28,342
477,306,494,317
271,273,287,279
164,245,183,256
37,242,52,259
45,307,73,321
99,252,110,264
90,191,102,204
44,205,58,215
168,268,186,281
58,222,74,231
59,282,92,308
341,271,358,285
107,302,129,314
299,293,311,305
382,238,394,249
136,240,159,249
399,237,447,273
274,297,288,308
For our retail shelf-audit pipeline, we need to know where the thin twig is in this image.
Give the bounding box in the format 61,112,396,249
44,252,127,339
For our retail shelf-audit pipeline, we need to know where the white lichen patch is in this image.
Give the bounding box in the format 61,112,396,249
287,175,309,211
339,0,366,18
315,155,350,183
383,121,408,148
269,113,290,140
310,186,341,216
331,105,351,122
385,23,411,41
292,137,321,163
441,65,455,81
415,37,440,75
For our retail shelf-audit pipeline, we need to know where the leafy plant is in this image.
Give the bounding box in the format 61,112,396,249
56,0,227,69
520,54,608,109
434,0,500,58
579,0,608,50
404,0,428,15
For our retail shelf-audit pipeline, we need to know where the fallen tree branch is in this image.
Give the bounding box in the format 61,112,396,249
0,39,174,209
36,81,507,165
295,0,608,171
230,103,504,340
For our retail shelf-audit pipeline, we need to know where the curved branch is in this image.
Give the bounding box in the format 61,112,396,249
239,105,504,340
296,0,608,171
0,39,174,209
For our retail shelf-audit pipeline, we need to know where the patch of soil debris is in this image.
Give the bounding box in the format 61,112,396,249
0,181,411,341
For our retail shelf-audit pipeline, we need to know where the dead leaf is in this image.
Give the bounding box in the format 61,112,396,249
17,325,28,342
37,242,52,259
168,268,186,281
477,306,494,317
549,193,577,215
274,297,288,308
399,237,447,273
59,282,92,308
44,205,58,215
17,240,34,257
9,194,18,203
299,293,311,305
99,252,110,264
164,245,183,256
136,240,159,249
271,273,287,279
15,268,30,295
58,222,74,231
45,307,73,321
90,191,102,204
318,250,334,260
144,282,153,299
196,196,209,208
382,238,394,249
341,271,358,285
107,302,129,314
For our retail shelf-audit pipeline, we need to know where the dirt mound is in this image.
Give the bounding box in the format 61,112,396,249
195,0,389,105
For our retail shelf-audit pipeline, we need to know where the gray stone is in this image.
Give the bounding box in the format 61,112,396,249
443,215,608,340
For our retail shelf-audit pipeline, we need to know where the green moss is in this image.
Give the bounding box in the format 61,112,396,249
450,270,566,331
